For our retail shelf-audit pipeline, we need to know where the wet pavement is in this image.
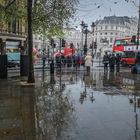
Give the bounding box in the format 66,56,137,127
0,65,140,140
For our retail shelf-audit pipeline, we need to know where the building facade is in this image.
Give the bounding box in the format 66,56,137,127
33,34,49,50
64,28,93,50
92,16,138,56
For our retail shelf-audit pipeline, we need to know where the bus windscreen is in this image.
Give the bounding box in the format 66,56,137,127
114,39,135,46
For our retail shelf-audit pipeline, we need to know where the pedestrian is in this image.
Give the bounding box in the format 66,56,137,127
42,49,47,68
61,54,65,66
67,56,71,67
56,55,60,67
84,52,92,73
115,54,121,72
103,52,109,72
109,53,116,72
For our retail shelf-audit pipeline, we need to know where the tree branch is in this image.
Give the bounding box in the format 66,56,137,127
5,0,16,10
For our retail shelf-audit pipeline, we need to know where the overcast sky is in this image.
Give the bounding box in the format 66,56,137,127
72,0,139,28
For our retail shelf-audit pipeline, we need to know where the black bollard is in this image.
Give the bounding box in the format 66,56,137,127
50,60,54,74
0,55,7,79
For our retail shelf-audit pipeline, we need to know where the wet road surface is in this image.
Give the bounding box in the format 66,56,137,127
0,66,140,140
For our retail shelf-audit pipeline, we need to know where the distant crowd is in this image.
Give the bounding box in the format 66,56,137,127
103,52,121,72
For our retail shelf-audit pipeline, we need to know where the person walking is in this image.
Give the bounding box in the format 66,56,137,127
109,53,116,72
103,52,109,72
115,54,121,72
42,49,47,68
85,52,92,73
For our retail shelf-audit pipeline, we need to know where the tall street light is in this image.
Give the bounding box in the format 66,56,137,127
91,22,96,57
80,21,85,54
84,24,88,56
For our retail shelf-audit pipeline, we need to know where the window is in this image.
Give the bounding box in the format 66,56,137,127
12,20,16,33
115,40,127,46
105,32,107,35
111,26,113,29
110,32,113,35
8,22,11,32
114,39,136,46
35,36,37,40
39,37,42,40
110,38,113,43
100,26,102,30
105,26,108,29
122,51,135,58
100,33,102,35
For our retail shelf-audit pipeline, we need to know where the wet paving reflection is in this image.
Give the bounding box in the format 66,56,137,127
0,68,140,140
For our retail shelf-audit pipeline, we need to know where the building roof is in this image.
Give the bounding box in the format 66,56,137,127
96,16,137,25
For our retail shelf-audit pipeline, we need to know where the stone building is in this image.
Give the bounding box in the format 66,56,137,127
0,0,27,56
64,28,93,50
92,16,138,56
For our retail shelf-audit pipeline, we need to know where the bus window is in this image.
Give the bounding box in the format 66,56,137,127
123,51,135,58
115,40,128,46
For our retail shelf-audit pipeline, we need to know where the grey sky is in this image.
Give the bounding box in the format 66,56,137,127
72,0,139,27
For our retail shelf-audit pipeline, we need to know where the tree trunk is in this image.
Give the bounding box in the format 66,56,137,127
27,0,35,83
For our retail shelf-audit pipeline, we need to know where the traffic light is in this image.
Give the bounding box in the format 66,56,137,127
90,44,93,49
94,42,97,49
53,43,56,48
62,39,66,47
131,35,136,43
50,38,54,46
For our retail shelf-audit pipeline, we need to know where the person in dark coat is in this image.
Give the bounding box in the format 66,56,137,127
103,52,109,72
67,56,71,67
56,56,60,67
109,54,116,72
115,54,121,72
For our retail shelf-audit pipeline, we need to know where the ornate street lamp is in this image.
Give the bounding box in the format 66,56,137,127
80,21,85,54
91,22,96,57
80,22,89,56
84,24,88,56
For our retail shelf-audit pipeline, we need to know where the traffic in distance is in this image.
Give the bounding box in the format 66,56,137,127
113,36,140,66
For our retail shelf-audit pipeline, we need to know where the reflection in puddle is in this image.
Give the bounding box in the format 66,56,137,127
35,74,76,139
0,69,140,140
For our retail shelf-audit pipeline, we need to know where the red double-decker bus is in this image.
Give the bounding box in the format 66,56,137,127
113,36,140,66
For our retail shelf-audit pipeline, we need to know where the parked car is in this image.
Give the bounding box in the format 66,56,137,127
8,60,20,68
7,55,20,68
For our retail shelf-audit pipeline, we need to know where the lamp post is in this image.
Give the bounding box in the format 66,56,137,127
91,22,96,58
80,21,85,55
84,24,88,56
